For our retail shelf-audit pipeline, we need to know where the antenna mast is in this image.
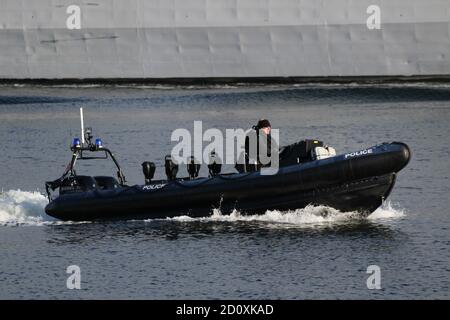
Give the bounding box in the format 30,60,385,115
80,107,85,145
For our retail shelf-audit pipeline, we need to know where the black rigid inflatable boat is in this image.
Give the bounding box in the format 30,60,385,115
44,130,411,221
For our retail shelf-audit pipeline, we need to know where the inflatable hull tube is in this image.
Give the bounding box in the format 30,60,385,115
45,142,410,221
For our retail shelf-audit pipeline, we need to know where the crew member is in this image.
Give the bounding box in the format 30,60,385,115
244,119,277,172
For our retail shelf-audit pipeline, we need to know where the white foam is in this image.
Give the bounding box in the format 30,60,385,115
150,201,405,228
0,190,56,226
206,206,361,226
367,201,405,220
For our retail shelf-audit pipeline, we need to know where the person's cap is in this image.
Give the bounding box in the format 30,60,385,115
257,119,271,129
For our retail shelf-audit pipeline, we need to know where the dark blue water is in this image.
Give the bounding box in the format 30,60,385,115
0,83,449,299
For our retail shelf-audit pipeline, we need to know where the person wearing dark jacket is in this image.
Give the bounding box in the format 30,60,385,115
243,119,278,172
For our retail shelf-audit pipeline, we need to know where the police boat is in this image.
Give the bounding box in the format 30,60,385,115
44,128,411,221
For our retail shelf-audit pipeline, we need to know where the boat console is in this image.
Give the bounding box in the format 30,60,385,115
45,125,126,200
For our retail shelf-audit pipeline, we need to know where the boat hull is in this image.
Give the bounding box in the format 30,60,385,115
45,142,410,221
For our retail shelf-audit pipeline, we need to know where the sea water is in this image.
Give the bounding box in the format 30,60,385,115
0,82,449,299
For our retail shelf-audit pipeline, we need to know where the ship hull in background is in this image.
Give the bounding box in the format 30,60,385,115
1,0,449,80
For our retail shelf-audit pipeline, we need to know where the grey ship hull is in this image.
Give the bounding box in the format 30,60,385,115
1,0,449,80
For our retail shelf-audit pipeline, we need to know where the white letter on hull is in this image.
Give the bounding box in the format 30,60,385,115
366,5,381,30
66,5,81,30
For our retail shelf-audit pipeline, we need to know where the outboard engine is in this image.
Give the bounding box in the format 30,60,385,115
165,155,178,181
187,156,200,179
208,152,222,176
142,161,156,185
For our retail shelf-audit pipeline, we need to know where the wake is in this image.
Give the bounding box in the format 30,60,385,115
0,190,404,227
158,203,404,227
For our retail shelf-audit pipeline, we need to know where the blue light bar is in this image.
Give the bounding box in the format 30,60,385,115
95,138,103,148
72,138,81,148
